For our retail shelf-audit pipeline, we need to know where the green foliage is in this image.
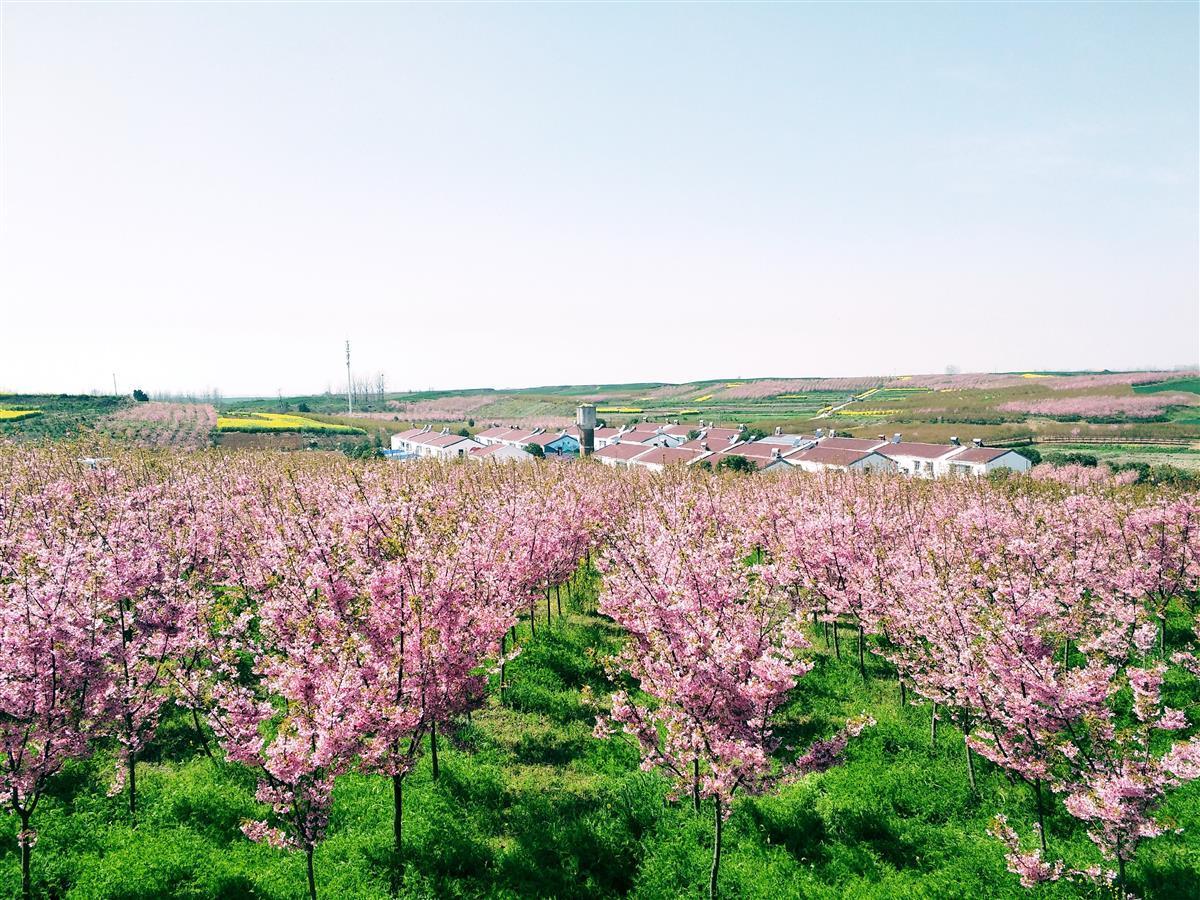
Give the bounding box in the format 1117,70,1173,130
132,389,150,402
524,443,546,459
1013,445,1041,465
340,440,382,460
718,454,756,473
1043,451,1098,467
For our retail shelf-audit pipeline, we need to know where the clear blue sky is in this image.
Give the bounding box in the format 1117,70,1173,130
2,2,1196,395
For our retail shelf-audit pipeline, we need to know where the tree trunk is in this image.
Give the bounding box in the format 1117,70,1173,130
931,703,938,747
392,773,404,860
1035,779,1047,851
965,735,977,794
19,810,31,900
546,588,552,625
832,620,841,658
128,750,137,817
1117,854,1126,900
709,797,723,900
857,625,865,678
693,759,701,813
556,584,562,616
499,633,507,698
305,845,317,900
191,707,216,762
899,676,907,707
430,722,440,781
529,601,536,637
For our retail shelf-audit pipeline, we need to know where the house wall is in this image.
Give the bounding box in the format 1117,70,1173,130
985,453,1031,474
852,454,896,472
545,435,580,454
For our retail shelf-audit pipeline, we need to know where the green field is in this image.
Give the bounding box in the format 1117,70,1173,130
0,394,130,442
1135,377,1200,396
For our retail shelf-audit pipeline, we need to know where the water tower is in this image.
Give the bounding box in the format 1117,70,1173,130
576,403,596,456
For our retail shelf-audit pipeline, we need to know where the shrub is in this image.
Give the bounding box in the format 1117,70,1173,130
1014,446,1041,465
718,454,756,473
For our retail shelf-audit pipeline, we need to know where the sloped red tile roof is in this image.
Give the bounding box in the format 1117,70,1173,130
593,443,653,462
629,447,706,466
817,436,886,452
945,446,1011,464
792,446,880,467
878,442,960,460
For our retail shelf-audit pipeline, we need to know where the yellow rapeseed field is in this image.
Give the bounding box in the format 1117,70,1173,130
596,407,644,414
216,413,364,434
0,409,41,421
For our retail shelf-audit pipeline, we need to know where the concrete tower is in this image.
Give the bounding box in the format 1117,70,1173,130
576,403,596,456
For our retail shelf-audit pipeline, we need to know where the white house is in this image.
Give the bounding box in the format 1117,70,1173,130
521,430,581,455
593,427,625,449
390,426,482,460
592,442,654,468
698,447,794,472
876,437,963,478
474,426,519,446
938,443,1032,477
626,446,708,472
786,446,895,473
469,443,533,464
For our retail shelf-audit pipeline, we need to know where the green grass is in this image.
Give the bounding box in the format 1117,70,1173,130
1135,378,1200,396
3,570,1196,899
0,394,130,442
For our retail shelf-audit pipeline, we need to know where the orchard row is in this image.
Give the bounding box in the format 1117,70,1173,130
0,448,1196,899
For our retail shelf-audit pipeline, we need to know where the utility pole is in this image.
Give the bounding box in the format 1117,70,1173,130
112,373,118,396
345,341,352,415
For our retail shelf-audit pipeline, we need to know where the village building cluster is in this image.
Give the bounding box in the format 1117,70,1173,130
389,415,1031,478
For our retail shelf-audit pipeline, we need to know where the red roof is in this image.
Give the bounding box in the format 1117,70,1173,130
702,427,742,442
394,427,429,441
497,429,538,443
792,446,880,467
475,426,512,439
946,446,1011,464
593,443,652,462
423,432,476,448
817,436,886,452
659,424,693,437
622,431,672,444
594,427,622,441
470,444,506,457
879,442,960,460
522,432,574,447
724,440,790,459
630,447,705,467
